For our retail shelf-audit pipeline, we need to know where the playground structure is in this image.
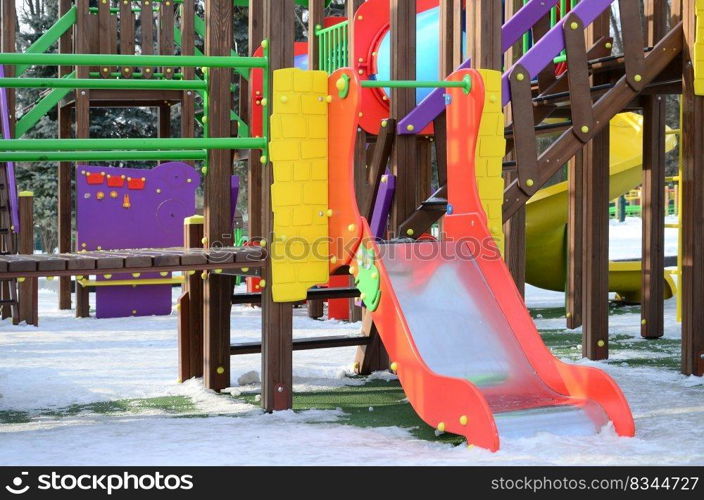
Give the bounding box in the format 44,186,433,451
0,0,702,449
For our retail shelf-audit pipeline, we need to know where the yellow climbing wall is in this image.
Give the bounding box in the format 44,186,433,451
474,69,506,254
269,68,330,302
696,0,704,95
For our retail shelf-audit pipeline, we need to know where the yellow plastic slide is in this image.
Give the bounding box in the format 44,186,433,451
525,112,677,302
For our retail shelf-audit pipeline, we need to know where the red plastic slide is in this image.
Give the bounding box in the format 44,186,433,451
327,68,634,451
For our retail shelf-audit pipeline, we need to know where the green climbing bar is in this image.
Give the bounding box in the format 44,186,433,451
0,52,267,69
0,151,208,162
0,77,207,91
0,137,267,151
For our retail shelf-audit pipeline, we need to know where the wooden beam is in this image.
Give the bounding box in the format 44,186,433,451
467,0,502,70
680,0,704,376
1,0,16,131
57,0,72,310
581,11,611,360
502,0,525,296
566,150,583,328
203,0,234,391
390,0,418,233
261,0,295,411
180,218,204,380
307,0,325,70
180,0,195,157
75,0,91,319
640,0,668,339
18,194,38,326
347,0,365,66
247,0,264,240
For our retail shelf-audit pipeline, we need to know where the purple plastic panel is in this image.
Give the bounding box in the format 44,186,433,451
0,65,20,232
76,162,199,318
397,0,559,135
369,170,395,239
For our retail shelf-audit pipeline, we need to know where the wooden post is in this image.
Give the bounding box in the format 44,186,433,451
307,0,324,70
640,0,667,339
247,0,264,241
581,12,611,360
181,0,195,160
203,0,234,391
566,150,583,328
502,0,526,297
681,0,704,376
261,0,295,411
467,0,502,70
179,216,204,381
390,0,418,233
57,0,73,310
18,192,38,326
75,0,91,319
1,0,16,131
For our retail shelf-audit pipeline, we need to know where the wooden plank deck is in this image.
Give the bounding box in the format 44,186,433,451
0,246,265,278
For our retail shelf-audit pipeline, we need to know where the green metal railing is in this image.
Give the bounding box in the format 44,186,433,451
522,0,580,64
315,21,349,74
0,46,270,163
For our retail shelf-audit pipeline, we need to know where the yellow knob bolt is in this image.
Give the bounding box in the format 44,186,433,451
360,292,366,300
437,422,446,432
260,155,268,164
581,125,590,134
46,276,54,281
259,239,267,247
566,311,572,318
597,340,606,347
104,274,112,280
241,267,249,273
280,95,288,103
326,209,334,217
336,77,347,91
381,120,388,128
390,362,398,372
160,272,168,277
348,223,357,232
371,272,378,280
406,228,414,236
131,309,137,315
605,42,613,49
349,266,356,274
526,179,534,187
201,271,208,280
325,95,332,103
259,279,267,288
641,318,647,325
201,237,208,246
516,73,525,81
459,415,468,426
406,124,415,132
132,273,140,278
216,366,225,375
261,40,268,49
570,21,579,30
17,277,26,283
634,74,642,82
214,269,223,274
330,256,338,264
260,98,268,107
188,270,196,276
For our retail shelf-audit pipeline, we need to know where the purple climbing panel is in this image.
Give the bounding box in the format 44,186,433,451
0,65,20,231
76,162,199,318
370,171,396,239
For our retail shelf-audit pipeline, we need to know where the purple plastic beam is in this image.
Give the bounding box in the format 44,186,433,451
0,65,20,232
370,170,396,239
500,0,615,107
398,0,559,135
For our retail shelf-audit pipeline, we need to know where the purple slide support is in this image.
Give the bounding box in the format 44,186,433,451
0,65,20,232
369,170,396,239
397,0,559,135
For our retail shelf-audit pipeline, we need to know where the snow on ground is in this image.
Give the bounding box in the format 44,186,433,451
0,218,702,465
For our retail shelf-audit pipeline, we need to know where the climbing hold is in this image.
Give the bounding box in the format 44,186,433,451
459,415,468,426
